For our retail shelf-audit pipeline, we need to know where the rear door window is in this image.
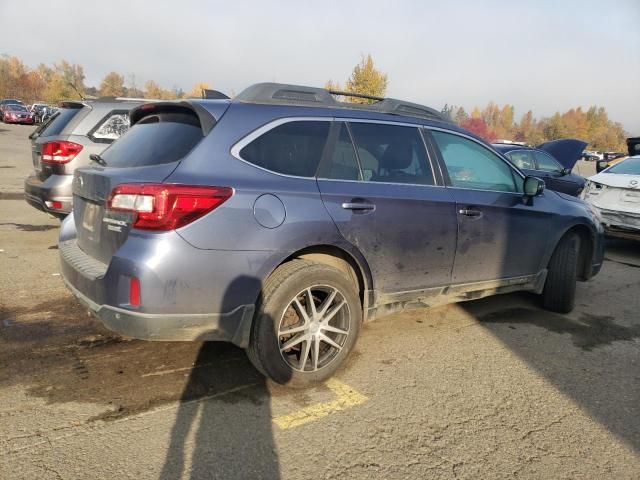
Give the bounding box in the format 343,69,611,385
348,122,434,185
239,121,330,177
101,113,202,167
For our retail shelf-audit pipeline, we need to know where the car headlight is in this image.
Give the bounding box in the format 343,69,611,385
581,180,606,199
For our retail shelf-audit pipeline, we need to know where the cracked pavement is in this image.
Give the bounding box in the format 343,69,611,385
1,123,639,479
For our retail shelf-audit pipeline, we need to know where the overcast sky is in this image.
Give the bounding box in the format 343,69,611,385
2,0,639,133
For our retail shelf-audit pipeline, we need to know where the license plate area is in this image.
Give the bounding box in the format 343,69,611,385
81,201,102,243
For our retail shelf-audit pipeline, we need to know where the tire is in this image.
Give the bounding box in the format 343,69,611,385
542,233,579,313
246,259,362,387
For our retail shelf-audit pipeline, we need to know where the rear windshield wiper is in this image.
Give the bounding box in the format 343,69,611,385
90,153,107,167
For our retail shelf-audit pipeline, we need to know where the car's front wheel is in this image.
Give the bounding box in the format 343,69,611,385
247,259,362,387
542,233,579,313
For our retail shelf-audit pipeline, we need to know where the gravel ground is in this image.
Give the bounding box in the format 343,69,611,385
0,123,638,479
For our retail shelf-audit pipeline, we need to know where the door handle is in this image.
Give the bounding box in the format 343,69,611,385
342,202,375,211
458,208,482,218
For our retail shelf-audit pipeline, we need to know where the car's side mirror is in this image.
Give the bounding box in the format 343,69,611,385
524,176,545,196
596,160,608,172
561,168,571,176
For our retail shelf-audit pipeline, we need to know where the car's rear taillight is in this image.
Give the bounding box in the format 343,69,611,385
107,183,233,231
41,141,83,164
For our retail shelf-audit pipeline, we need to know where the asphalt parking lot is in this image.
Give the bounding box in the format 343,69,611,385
1,123,639,479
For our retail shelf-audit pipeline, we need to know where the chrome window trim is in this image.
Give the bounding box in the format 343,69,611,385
316,176,447,190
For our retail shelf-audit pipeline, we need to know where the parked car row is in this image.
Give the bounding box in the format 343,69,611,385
36,82,605,387
0,98,59,124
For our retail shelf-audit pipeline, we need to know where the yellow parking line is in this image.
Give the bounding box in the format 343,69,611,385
273,379,368,429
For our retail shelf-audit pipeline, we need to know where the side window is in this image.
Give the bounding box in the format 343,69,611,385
533,151,563,172
506,150,535,170
348,123,434,185
431,130,520,193
320,123,361,180
240,121,330,177
90,112,130,142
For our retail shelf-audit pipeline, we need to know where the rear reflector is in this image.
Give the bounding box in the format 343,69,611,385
107,184,233,231
41,141,83,164
129,277,141,306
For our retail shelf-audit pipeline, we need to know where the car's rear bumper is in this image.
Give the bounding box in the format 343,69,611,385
4,117,35,124
63,275,255,344
59,216,281,346
24,174,72,215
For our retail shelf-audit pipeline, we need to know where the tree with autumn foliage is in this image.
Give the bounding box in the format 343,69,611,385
99,71,125,97
459,117,497,142
185,82,212,98
326,54,388,103
450,101,627,151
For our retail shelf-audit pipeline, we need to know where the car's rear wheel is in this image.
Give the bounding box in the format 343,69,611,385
247,259,362,387
542,233,579,313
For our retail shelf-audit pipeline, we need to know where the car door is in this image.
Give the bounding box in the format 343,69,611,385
532,150,579,195
428,129,554,285
316,121,457,295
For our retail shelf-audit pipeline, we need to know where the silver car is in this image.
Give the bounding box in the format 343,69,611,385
24,98,147,217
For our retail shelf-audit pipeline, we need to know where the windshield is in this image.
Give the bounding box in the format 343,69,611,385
7,104,27,111
606,157,640,175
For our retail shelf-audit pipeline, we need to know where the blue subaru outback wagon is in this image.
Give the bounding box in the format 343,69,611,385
59,83,604,386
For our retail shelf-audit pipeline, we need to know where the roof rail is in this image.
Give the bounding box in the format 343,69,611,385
234,82,451,123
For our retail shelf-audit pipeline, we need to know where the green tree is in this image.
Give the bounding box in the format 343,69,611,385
99,71,125,97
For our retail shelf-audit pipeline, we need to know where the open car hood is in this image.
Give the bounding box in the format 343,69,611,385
537,139,588,169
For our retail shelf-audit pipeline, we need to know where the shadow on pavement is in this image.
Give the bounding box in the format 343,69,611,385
160,275,285,479
465,287,640,452
0,277,284,478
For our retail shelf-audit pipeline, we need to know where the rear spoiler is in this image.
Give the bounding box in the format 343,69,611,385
129,101,228,136
58,101,85,109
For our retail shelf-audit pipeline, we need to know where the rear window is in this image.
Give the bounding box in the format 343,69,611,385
36,107,83,137
239,121,330,177
101,114,203,168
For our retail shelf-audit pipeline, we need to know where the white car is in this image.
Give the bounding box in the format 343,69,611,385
581,156,640,240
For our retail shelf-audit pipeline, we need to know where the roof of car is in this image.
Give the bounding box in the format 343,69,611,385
233,82,453,124
492,143,534,152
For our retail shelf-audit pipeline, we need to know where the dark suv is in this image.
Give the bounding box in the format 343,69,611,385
59,83,604,386
24,98,148,217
